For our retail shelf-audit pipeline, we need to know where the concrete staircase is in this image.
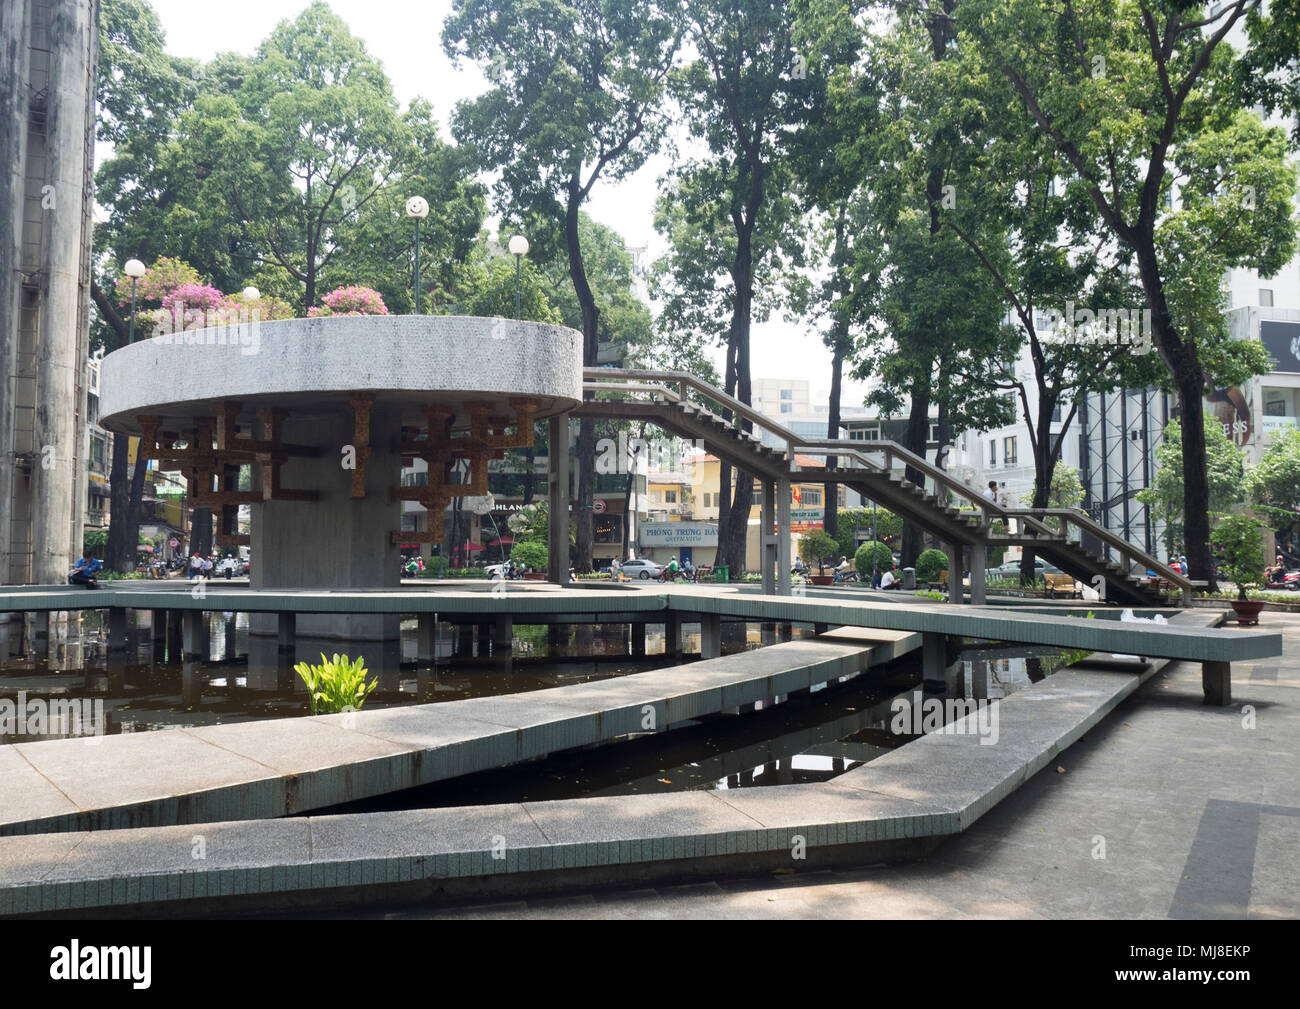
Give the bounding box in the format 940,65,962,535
577,371,1181,607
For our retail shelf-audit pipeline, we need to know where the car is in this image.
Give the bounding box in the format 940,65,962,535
990,558,1063,578
620,559,664,580
484,562,507,578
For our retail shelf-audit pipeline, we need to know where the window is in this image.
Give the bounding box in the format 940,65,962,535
802,489,822,507
780,389,792,400
988,440,997,466
928,424,940,443
1260,289,1274,307
650,490,661,504
665,490,677,504
1051,402,1062,423
780,403,792,413
1004,436,1018,466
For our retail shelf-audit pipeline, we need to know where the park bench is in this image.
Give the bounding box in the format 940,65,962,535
1045,572,1080,598
929,570,949,591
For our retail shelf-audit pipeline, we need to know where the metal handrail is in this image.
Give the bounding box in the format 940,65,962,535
585,369,1188,601
586,369,1007,520
1006,507,1194,601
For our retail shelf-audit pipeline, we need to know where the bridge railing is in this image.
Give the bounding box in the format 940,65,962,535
585,369,1012,522
1006,507,1195,603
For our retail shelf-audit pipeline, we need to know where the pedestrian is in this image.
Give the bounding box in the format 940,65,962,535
984,480,998,503
67,549,102,589
610,556,622,582
201,556,214,578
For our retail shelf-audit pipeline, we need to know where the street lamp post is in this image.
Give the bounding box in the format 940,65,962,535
508,234,529,320
405,197,429,314
123,259,145,344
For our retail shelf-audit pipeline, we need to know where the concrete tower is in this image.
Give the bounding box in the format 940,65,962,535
0,0,97,585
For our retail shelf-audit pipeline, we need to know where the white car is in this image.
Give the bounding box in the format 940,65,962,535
620,559,664,580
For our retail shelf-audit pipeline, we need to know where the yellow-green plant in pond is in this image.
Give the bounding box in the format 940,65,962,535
293,653,377,715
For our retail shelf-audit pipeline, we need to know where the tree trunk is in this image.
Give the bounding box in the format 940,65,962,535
1134,244,1217,591
824,206,849,545
192,507,213,559
91,281,142,574
900,386,931,568
566,186,600,573
621,422,646,558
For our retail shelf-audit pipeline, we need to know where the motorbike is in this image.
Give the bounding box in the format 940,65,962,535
1264,568,1300,591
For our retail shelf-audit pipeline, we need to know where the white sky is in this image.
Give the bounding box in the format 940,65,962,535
136,0,872,408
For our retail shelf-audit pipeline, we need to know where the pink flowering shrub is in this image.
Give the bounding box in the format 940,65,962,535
115,256,202,307
307,285,389,317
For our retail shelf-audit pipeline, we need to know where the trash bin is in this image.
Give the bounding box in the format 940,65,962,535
902,567,916,590
714,564,730,583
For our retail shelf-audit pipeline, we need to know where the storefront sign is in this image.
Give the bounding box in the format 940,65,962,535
639,522,718,547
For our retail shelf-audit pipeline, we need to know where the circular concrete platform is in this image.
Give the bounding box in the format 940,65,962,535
99,315,583,434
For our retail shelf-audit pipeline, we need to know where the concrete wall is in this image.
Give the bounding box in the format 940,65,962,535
0,0,95,585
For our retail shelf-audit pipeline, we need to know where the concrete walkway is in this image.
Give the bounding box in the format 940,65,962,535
356,613,1300,920
0,628,915,836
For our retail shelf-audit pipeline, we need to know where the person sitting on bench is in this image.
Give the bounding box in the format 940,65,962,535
880,564,900,590
68,549,102,589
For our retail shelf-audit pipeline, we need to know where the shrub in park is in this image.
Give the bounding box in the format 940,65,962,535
510,539,548,572
915,548,948,584
854,540,893,579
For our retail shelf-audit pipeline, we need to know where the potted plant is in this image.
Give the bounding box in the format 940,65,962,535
1211,514,1267,625
798,529,840,584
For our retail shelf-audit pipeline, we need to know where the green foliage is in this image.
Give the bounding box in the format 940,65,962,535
915,548,949,584
1247,427,1300,532
456,254,562,323
510,540,548,572
854,541,893,579
915,589,946,601
83,530,108,557
1211,514,1267,601
293,652,378,716
830,508,901,560
1138,417,1245,553
797,530,839,573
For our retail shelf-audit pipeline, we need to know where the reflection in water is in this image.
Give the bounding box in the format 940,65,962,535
317,639,1071,813
0,611,807,743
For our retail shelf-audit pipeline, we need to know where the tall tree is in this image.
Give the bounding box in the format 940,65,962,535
444,0,681,572
654,0,817,572
960,0,1297,588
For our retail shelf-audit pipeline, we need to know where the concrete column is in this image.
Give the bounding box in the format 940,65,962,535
969,544,986,605
477,622,491,649
1202,661,1231,706
922,632,949,684
416,613,437,664
492,614,513,654
814,622,829,636
665,613,682,660
0,615,11,660
761,621,777,646
166,610,183,664
776,478,792,596
778,621,793,642
277,612,295,667
223,612,238,660
701,613,722,659
29,612,50,662
457,622,474,656
547,414,570,585
761,480,776,595
107,608,128,662
182,610,205,664
945,542,962,603
548,622,566,652
631,623,646,657
151,609,167,661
